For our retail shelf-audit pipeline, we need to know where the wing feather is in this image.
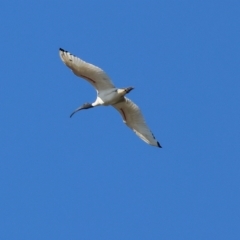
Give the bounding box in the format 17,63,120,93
113,97,162,147
59,48,115,92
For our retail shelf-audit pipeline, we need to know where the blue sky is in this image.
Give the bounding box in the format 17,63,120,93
1,1,240,239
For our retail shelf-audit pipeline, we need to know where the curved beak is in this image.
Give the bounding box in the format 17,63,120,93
70,103,93,118
70,107,83,118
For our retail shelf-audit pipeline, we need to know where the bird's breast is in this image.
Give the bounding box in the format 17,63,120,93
98,90,122,106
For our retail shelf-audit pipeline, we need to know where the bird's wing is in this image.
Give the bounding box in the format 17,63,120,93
113,97,162,148
59,48,115,92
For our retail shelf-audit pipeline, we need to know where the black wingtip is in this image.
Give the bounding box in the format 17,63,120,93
157,142,162,148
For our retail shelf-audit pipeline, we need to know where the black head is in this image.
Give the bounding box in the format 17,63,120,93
70,103,93,118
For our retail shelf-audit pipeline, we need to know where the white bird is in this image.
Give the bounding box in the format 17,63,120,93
59,48,162,148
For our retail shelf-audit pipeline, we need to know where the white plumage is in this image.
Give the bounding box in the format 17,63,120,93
59,48,162,148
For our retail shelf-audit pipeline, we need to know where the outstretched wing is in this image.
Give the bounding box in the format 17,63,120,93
59,48,115,92
113,97,162,148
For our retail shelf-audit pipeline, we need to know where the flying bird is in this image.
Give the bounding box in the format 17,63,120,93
59,48,162,148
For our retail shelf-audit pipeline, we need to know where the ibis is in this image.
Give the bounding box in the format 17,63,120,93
59,48,162,148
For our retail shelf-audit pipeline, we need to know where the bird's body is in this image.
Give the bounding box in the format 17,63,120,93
95,89,120,106
59,48,162,148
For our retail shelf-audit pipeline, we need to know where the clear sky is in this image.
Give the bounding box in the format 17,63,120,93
1,1,240,239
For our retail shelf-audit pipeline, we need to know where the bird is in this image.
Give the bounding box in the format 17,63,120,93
59,48,162,148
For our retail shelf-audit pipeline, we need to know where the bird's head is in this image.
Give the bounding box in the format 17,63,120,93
70,103,93,118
